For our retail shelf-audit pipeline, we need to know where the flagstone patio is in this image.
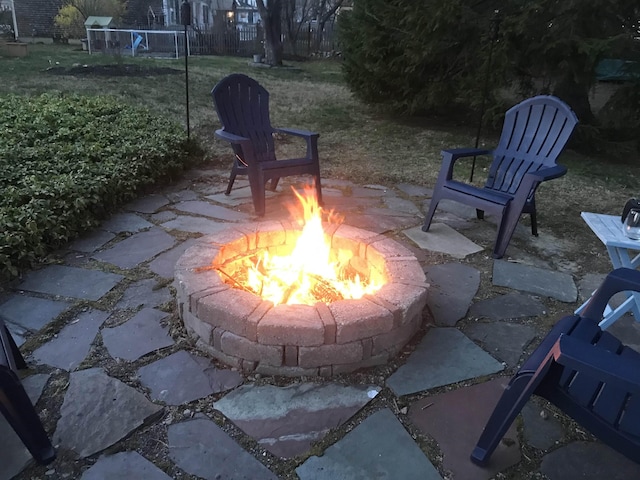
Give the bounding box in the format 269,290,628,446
2,169,640,480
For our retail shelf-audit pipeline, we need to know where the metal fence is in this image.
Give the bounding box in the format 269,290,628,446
87,23,338,59
86,28,185,58
186,23,338,58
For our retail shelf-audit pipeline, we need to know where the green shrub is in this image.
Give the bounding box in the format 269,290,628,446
0,93,195,281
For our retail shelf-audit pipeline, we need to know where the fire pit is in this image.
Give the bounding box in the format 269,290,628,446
175,190,429,376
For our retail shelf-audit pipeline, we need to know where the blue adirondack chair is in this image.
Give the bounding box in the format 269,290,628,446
0,316,56,464
211,74,322,216
422,95,578,258
471,268,640,466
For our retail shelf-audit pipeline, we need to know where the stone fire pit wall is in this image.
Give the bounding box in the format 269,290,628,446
175,221,429,377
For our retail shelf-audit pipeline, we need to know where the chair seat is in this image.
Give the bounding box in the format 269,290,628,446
445,180,514,205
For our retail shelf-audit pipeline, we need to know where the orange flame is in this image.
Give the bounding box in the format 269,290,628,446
245,186,384,305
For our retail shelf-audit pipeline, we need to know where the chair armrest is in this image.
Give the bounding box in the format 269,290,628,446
440,148,493,180
442,147,493,159
551,334,640,394
581,268,640,321
524,164,568,182
513,164,569,206
273,128,319,159
214,129,251,145
274,127,319,139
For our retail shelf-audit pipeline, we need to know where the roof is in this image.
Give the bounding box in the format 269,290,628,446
84,16,114,28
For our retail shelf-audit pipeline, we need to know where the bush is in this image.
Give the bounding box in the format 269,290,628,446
0,93,196,281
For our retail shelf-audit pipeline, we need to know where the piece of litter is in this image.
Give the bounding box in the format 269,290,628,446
421,402,434,410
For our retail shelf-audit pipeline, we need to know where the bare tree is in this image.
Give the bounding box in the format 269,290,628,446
256,0,283,66
282,0,344,56
283,0,314,56
313,0,344,51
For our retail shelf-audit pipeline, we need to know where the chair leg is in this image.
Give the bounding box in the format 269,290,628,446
473,355,559,466
269,178,280,191
422,194,442,232
0,368,56,465
530,211,538,236
493,207,521,259
225,172,237,196
471,374,536,465
248,170,266,216
3,323,26,370
314,175,323,206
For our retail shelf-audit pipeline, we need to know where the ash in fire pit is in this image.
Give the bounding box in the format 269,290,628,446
175,188,429,376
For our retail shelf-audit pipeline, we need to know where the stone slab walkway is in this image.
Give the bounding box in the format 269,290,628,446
2,169,640,480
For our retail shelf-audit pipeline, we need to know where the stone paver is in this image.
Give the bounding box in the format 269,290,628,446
386,327,504,396
173,201,252,221
53,368,163,458
343,212,418,234
469,291,546,320
161,215,231,234
425,263,481,326
205,185,255,206
101,308,174,361
396,183,432,197
403,223,484,258
148,238,201,279
32,309,109,371
0,294,71,331
381,196,423,216
296,408,442,480
114,278,173,310
409,378,520,480
4,321,28,347
100,212,154,233
79,451,172,480
168,416,278,480
92,228,176,269
521,401,564,451
124,194,171,214
18,264,123,300
69,230,116,253
539,441,640,480
493,259,578,302
464,321,537,367
213,383,381,458
138,350,242,405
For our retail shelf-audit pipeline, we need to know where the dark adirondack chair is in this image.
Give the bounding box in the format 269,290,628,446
422,95,578,258
0,316,56,464
471,268,640,467
211,73,322,216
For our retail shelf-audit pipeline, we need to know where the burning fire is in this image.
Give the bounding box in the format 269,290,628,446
243,186,384,306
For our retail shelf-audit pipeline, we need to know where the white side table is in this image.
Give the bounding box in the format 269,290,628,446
578,212,640,329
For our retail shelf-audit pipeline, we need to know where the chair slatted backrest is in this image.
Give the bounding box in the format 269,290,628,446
211,73,277,164
486,95,578,196
548,317,640,440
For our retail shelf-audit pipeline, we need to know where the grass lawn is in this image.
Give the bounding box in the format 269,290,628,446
1,43,639,260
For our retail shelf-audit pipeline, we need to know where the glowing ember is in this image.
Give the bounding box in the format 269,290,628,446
241,186,385,305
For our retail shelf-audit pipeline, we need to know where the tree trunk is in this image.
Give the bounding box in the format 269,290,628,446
256,0,283,66
553,75,596,125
